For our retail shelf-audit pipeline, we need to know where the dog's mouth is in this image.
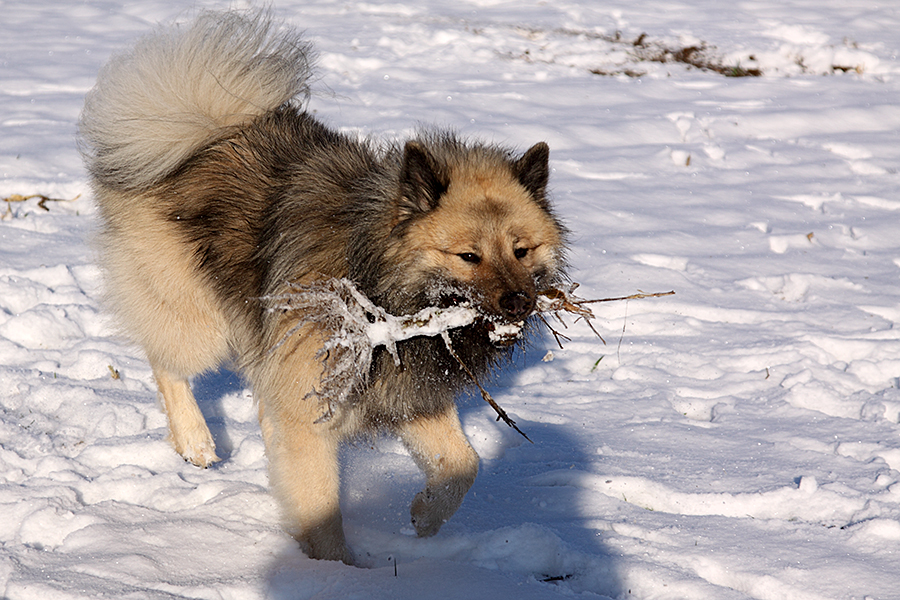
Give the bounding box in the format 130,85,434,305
439,292,469,309
438,292,527,346
486,320,526,346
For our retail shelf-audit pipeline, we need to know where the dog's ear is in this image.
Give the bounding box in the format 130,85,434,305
399,141,447,216
514,142,550,207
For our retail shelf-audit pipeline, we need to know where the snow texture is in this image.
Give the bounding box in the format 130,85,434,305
2,1,900,598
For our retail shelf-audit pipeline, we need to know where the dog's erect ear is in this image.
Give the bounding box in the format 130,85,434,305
399,141,447,216
514,142,550,207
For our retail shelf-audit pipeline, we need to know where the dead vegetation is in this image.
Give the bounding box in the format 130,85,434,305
505,26,762,78
588,30,762,77
627,35,762,77
1,193,80,220
504,26,867,78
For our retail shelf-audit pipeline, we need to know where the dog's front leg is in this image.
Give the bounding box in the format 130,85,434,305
253,327,354,565
259,398,352,564
399,405,479,537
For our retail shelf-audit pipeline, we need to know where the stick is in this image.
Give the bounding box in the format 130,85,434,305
441,331,533,443
574,290,675,305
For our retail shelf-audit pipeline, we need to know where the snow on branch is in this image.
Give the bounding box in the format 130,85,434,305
264,278,673,436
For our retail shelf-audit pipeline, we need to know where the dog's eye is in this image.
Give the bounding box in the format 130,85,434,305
457,252,481,264
514,247,529,260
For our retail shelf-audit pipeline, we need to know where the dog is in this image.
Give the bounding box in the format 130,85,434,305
78,10,566,564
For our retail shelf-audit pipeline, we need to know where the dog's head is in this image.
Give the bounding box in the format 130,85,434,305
392,137,566,335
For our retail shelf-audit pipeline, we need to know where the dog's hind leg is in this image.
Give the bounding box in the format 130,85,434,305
399,405,480,537
154,368,220,467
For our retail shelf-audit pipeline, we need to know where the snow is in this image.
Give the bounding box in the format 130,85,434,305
3,0,900,598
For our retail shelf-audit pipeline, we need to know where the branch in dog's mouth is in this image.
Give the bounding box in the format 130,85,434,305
264,278,674,440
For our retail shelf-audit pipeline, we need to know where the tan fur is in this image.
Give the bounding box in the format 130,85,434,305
79,10,312,190
399,406,480,537
96,192,231,466
253,321,353,563
97,193,230,375
79,10,567,565
408,163,564,318
155,368,219,467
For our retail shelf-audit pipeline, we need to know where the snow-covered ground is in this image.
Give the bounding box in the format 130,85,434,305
3,1,900,598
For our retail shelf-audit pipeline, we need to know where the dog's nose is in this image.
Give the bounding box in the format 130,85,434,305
499,291,534,321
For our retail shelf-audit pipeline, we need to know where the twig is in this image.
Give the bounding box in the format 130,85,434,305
536,285,674,346
538,312,570,349
617,299,628,364
571,289,676,305
441,331,533,443
2,193,81,219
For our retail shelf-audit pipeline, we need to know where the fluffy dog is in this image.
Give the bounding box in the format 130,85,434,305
79,10,566,564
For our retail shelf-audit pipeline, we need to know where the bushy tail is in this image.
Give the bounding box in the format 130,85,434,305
78,10,313,191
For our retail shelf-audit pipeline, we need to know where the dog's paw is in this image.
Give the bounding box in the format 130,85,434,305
177,439,220,468
296,526,356,565
169,422,220,468
302,539,356,565
410,489,447,538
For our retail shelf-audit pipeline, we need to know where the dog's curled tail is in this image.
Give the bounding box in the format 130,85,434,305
78,10,313,191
